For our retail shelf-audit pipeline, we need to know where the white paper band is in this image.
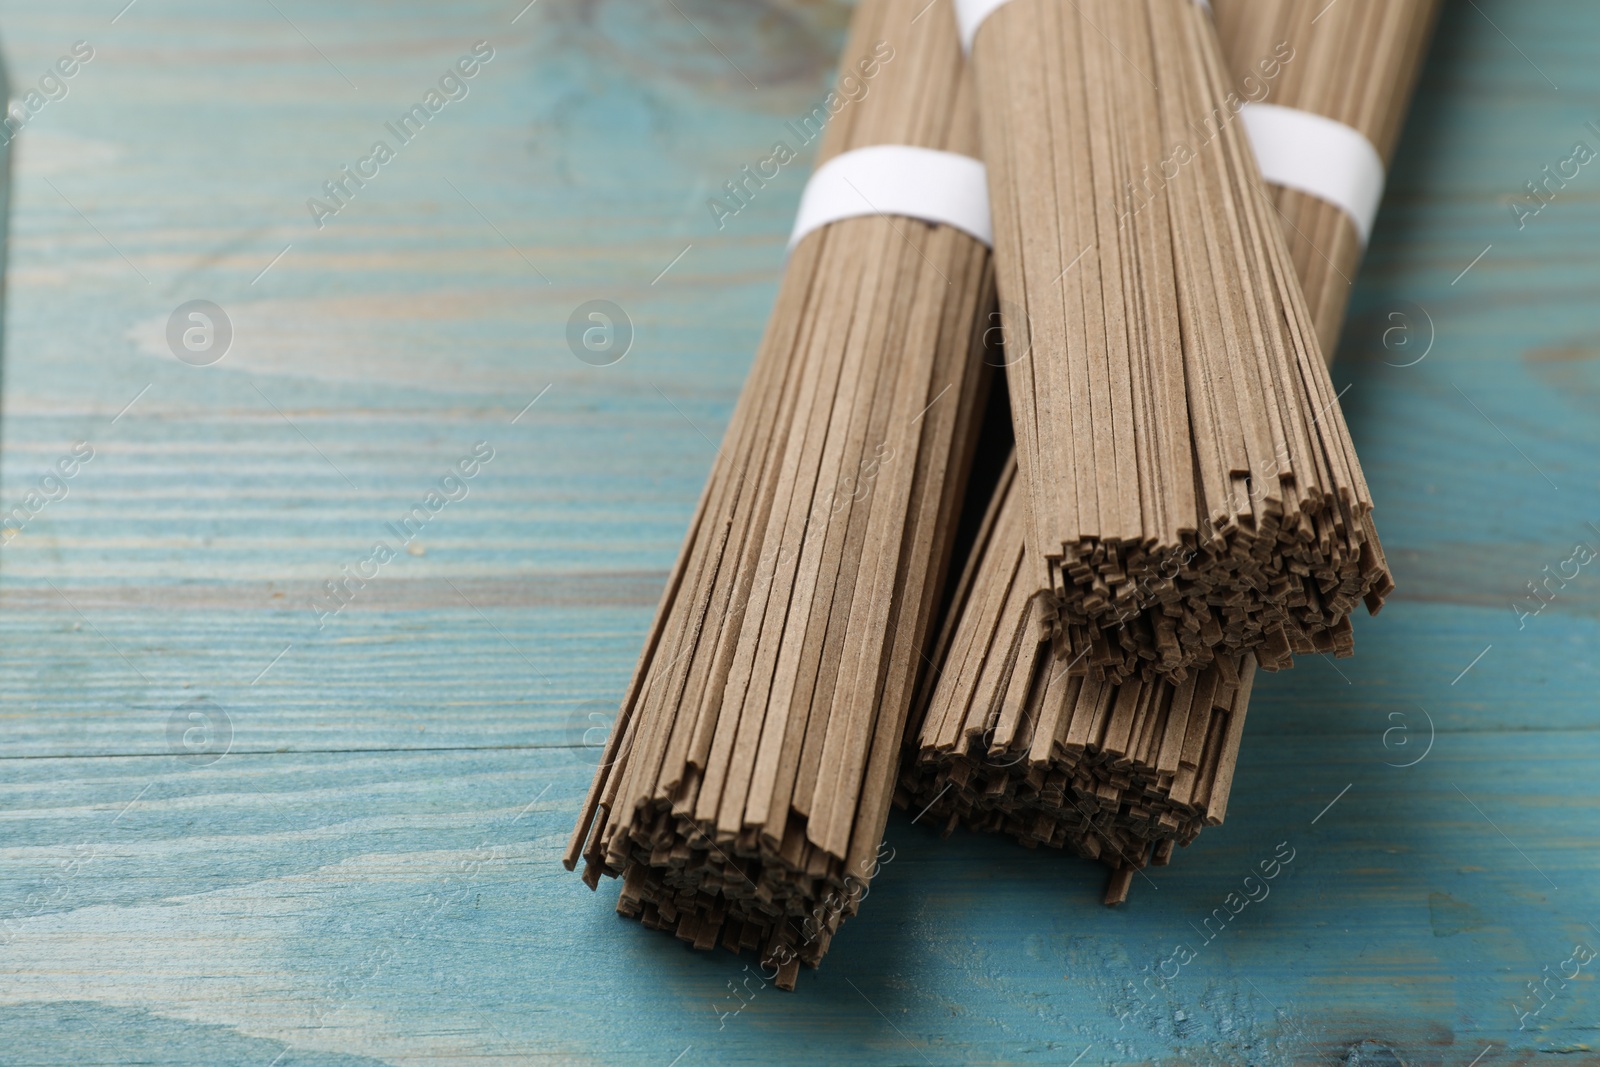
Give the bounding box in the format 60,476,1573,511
788,145,993,250
1241,103,1385,243
954,0,1207,53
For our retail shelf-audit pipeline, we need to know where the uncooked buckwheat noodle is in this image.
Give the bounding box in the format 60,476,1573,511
968,0,1391,687
899,0,1438,903
566,0,996,987
1213,0,1441,356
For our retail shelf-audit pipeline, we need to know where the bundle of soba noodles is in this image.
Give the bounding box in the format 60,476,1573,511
567,0,1000,986
964,0,1394,686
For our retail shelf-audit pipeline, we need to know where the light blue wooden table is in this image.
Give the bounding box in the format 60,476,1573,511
1,1,1597,1064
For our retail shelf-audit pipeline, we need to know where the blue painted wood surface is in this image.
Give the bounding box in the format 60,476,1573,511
1,1,1597,1064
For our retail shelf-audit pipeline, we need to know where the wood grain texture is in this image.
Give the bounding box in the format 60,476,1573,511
1,0,1598,1063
